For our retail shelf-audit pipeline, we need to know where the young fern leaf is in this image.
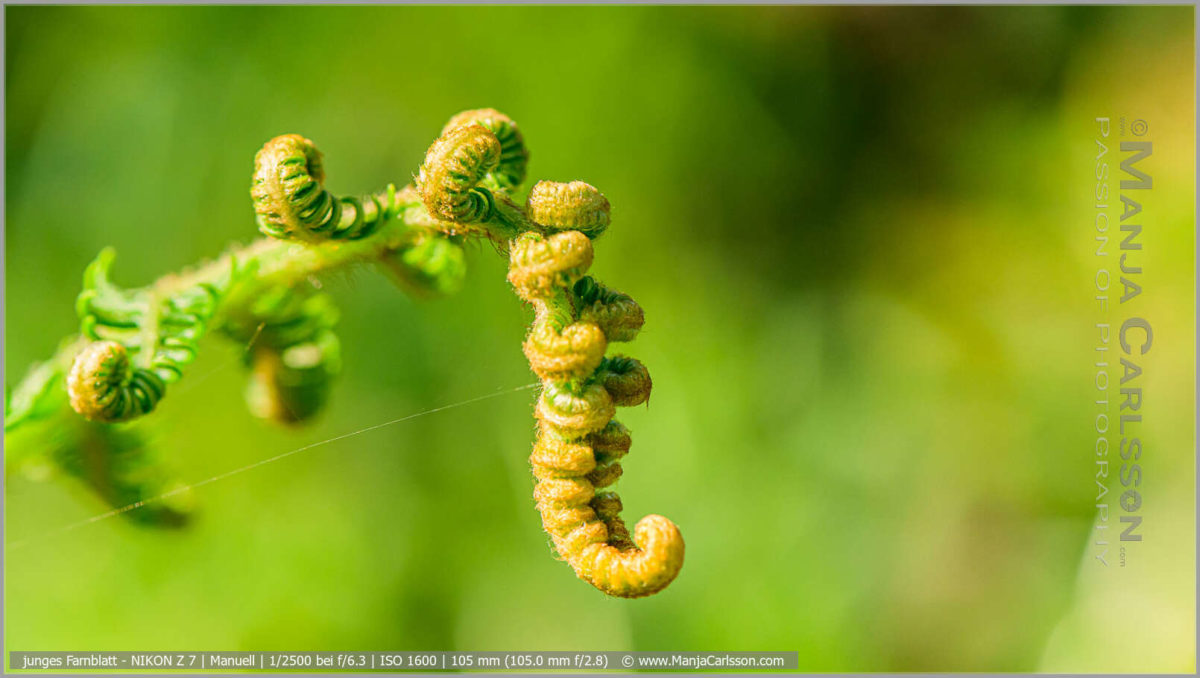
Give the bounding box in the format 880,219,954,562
11,107,684,596
423,111,685,597
68,248,240,423
508,232,684,598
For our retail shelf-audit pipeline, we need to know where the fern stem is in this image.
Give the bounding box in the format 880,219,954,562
11,184,438,427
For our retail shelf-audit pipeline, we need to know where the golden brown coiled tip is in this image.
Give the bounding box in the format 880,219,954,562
417,124,501,224
523,319,607,383
527,180,610,239
67,340,165,423
441,108,528,187
573,514,685,598
255,133,325,180
251,134,330,240
507,231,594,301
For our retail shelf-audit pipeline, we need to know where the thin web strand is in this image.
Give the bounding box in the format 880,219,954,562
8,382,539,550
174,322,267,396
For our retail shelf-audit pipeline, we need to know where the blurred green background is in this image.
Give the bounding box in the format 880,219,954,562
4,6,1194,673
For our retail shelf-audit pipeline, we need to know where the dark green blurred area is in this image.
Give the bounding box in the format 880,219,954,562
4,6,1194,672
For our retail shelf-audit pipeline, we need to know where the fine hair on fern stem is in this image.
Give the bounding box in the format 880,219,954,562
9,107,683,598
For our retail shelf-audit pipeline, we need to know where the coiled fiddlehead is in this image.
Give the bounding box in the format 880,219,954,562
413,109,684,598
416,125,501,225
68,248,237,423
573,276,645,343
252,134,397,242
507,231,684,597
527,181,610,239
441,108,529,188
67,341,164,423
5,337,193,528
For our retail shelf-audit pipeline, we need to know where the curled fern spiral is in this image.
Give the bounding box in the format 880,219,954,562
441,108,529,188
527,180,610,239
67,340,165,423
252,134,397,242
573,276,644,343
509,230,684,598
415,108,684,597
416,124,502,225
68,248,234,423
